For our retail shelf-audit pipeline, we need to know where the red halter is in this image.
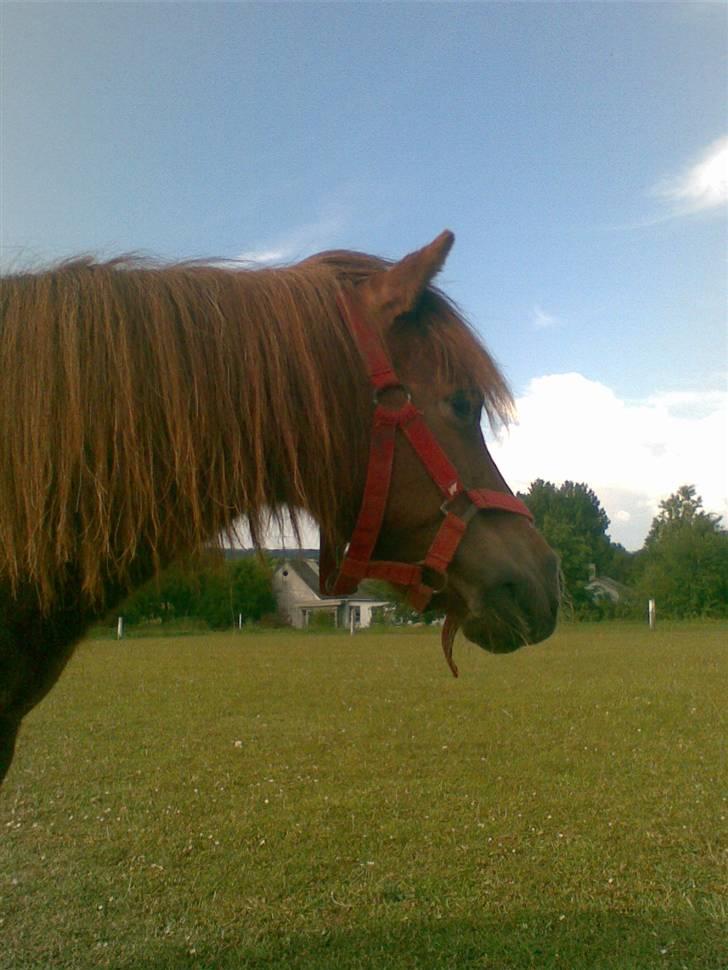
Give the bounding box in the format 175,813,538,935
319,287,533,624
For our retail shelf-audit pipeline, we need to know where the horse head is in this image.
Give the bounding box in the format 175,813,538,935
322,232,560,661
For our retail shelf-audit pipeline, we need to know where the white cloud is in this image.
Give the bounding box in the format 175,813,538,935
531,305,560,329
489,373,728,550
652,135,728,215
237,204,349,265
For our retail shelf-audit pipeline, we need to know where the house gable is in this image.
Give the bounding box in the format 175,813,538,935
272,557,390,629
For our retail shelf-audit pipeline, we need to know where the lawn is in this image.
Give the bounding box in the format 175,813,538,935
1,623,726,969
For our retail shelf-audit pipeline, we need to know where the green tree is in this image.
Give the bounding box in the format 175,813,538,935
519,480,614,611
645,484,722,547
118,554,276,629
603,541,636,585
195,563,235,629
228,558,277,624
637,486,728,618
157,562,200,618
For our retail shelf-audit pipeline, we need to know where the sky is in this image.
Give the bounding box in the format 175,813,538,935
1,1,726,550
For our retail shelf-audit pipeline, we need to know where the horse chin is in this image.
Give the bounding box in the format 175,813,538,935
460,612,528,654
436,588,534,655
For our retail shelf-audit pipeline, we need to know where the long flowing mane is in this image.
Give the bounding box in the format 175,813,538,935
0,252,512,610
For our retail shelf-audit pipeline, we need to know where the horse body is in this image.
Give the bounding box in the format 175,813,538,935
0,232,558,783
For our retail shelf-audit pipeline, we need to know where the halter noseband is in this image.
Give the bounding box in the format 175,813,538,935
319,287,533,617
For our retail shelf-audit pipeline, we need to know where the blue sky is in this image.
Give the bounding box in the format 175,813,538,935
2,2,726,548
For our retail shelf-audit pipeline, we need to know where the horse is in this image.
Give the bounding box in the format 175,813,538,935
0,231,559,783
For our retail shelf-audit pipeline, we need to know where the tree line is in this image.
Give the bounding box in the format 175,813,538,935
518,481,727,619
118,555,277,630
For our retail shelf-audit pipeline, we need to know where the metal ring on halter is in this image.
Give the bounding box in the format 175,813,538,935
439,495,479,525
373,383,412,406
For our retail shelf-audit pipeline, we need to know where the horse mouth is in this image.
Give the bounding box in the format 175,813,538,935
460,612,529,654
439,602,529,679
437,584,556,663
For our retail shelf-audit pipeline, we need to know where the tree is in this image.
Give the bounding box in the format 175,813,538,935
645,485,721,547
118,554,276,629
518,480,614,611
228,558,277,624
637,486,728,618
602,541,636,586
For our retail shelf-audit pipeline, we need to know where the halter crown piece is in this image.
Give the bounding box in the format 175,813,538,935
318,287,533,676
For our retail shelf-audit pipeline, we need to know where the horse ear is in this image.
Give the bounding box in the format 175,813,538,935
360,230,455,321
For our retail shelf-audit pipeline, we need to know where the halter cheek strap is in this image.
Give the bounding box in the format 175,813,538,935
319,288,533,618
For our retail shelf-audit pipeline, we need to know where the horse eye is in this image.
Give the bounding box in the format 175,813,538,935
449,391,479,422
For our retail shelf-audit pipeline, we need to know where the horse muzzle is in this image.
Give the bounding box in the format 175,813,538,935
444,549,560,656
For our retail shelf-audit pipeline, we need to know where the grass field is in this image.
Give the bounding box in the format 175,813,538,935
1,623,726,969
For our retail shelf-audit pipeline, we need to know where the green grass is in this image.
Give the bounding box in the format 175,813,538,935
1,623,726,969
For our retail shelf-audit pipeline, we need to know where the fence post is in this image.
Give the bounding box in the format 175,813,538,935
648,599,656,631
117,616,124,640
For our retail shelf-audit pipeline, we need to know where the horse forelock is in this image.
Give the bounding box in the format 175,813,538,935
0,250,511,610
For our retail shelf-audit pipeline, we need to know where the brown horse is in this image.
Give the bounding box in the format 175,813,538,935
0,231,558,783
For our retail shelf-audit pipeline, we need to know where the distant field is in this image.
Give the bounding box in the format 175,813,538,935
1,623,726,969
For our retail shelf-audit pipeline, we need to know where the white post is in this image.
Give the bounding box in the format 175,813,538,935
349,607,355,636
238,613,243,630
117,616,124,640
648,599,656,631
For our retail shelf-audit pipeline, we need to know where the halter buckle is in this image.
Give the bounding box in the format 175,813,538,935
439,490,479,525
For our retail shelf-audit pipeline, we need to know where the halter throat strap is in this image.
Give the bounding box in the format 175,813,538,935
319,288,532,611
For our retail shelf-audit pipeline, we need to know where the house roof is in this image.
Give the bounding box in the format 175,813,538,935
223,547,318,561
287,558,323,594
586,574,630,601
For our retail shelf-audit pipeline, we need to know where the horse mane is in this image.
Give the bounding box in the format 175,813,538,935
0,250,513,610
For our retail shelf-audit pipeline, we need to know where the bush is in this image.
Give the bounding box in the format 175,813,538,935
308,610,336,630
117,554,276,629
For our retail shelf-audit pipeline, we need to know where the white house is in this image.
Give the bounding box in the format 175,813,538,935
585,564,629,603
272,557,390,630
